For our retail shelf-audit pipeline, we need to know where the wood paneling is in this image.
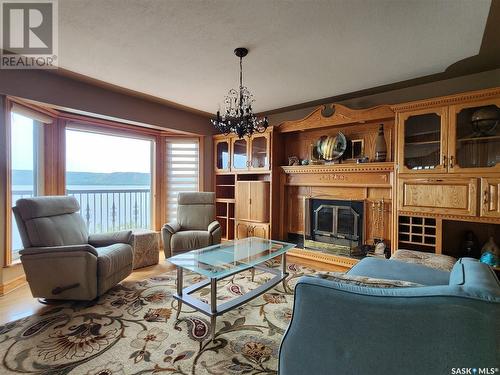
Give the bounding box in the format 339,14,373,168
281,121,394,164
235,221,270,240
398,177,477,216
480,178,500,218
235,181,270,222
278,103,394,133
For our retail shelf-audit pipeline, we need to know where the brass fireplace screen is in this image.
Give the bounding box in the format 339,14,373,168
304,198,364,256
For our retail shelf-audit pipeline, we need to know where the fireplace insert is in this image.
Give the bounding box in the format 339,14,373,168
304,198,364,256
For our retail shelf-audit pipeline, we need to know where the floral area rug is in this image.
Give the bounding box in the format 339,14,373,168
0,261,316,375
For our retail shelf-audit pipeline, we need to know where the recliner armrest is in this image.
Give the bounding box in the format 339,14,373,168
162,222,181,234
88,230,132,247
208,220,220,234
20,244,98,257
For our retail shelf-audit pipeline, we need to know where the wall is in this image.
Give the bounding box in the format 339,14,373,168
266,69,500,126
0,69,217,290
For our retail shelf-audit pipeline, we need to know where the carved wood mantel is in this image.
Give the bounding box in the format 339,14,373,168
281,162,394,187
278,103,394,133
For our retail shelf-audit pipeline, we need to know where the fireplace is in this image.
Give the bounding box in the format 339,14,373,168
304,198,364,256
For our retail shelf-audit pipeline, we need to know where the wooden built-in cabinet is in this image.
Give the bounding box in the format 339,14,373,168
214,138,230,173
235,181,270,222
480,178,500,218
397,97,500,175
393,88,500,256
448,98,500,174
235,181,271,239
398,177,477,216
213,128,275,241
235,221,270,240
231,132,271,171
397,107,448,174
211,88,500,266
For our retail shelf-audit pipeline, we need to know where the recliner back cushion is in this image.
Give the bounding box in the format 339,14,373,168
177,204,215,230
25,212,89,247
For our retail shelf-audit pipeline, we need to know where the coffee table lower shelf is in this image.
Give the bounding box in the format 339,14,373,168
173,253,288,341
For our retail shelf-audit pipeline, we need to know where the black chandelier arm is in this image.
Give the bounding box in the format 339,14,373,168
211,47,267,139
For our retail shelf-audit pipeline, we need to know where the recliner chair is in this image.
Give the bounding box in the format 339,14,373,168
13,196,134,301
161,192,221,258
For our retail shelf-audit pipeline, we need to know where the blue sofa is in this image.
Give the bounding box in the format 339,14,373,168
279,257,500,375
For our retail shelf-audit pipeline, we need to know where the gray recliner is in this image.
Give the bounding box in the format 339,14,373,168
161,192,221,258
13,196,134,301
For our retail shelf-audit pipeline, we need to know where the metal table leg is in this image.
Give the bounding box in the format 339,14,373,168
281,253,288,292
251,267,255,282
210,278,217,341
175,267,183,320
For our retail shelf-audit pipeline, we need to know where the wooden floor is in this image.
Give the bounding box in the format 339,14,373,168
0,253,346,326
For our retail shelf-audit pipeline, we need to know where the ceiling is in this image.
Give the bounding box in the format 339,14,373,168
58,0,492,114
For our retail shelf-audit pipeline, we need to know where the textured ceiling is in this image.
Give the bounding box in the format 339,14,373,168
58,0,491,113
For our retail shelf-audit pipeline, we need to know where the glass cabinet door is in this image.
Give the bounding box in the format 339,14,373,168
400,109,447,173
450,101,500,172
232,138,248,169
215,140,230,171
250,134,269,169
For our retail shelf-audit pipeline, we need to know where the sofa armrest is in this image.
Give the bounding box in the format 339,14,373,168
208,220,220,234
88,230,132,247
20,244,98,257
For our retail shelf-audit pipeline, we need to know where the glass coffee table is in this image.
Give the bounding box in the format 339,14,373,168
169,237,295,340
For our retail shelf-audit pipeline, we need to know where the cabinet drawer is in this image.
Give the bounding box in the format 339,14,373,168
398,178,477,216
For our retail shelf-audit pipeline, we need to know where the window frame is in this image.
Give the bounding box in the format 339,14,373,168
4,98,58,266
3,97,205,266
65,123,157,233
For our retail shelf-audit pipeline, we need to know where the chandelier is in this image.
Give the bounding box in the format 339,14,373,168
211,47,268,138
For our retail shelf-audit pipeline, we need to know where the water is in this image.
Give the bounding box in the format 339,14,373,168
11,185,152,259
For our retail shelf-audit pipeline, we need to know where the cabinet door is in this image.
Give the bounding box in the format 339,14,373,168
252,223,270,239
249,181,270,222
235,181,251,221
397,107,448,174
235,221,250,239
232,138,249,170
480,178,500,218
448,99,500,174
249,133,270,170
398,177,477,216
214,138,230,173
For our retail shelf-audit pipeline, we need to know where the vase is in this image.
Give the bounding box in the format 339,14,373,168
481,236,499,257
374,124,387,162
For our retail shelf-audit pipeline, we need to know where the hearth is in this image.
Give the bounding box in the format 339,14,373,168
304,198,364,256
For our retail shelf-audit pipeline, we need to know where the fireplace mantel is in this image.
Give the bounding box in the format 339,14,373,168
281,162,394,174
281,162,394,188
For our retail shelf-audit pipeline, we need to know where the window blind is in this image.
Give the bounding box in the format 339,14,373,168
166,138,200,223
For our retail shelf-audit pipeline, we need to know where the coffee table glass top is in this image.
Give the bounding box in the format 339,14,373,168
169,237,295,279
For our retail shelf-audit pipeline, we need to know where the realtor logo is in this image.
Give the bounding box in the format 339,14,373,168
0,0,58,68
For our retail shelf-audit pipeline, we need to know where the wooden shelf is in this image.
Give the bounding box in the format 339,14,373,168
281,162,394,174
216,198,235,203
457,135,500,142
216,184,235,187
405,141,440,146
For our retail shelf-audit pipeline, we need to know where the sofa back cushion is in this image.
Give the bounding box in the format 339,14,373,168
14,196,89,247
